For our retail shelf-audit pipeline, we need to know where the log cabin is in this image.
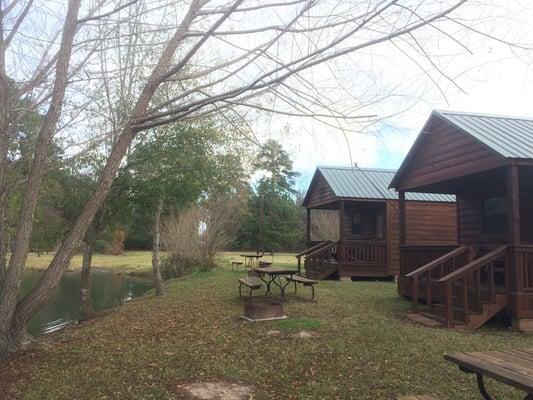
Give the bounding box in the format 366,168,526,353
390,110,533,332
299,166,456,280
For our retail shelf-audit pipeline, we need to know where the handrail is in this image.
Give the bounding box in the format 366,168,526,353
438,246,508,284
342,239,387,245
306,240,339,257
295,241,331,258
438,245,508,328
406,246,467,279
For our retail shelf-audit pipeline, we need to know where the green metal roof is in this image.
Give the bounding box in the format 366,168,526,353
317,166,455,202
433,110,533,158
434,110,533,159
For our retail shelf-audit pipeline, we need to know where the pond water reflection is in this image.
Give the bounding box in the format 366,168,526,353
20,268,152,335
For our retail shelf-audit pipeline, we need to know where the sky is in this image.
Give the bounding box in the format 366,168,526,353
284,52,533,190
250,1,533,191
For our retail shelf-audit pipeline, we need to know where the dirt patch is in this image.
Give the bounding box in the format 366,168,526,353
178,382,254,400
291,330,316,339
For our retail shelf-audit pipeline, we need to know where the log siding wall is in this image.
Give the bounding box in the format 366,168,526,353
305,172,337,208
387,200,457,275
395,119,507,191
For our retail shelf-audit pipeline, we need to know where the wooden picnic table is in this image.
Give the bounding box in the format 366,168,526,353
253,266,298,301
445,348,533,400
240,254,263,269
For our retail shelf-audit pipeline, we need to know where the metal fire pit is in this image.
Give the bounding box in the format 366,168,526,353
241,301,287,322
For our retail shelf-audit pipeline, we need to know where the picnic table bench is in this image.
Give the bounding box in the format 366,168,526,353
445,348,533,399
238,277,264,301
231,261,243,270
285,275,318,301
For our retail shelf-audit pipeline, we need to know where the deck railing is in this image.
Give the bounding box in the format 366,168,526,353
438,245,508,328
400,245,460,277
296,241,332,274
301,240,387,276
304,240,340,269
340,240,387,265
515,245,533,291
405,246,470,314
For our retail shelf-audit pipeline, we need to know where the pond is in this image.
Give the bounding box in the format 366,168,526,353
21,269,152,336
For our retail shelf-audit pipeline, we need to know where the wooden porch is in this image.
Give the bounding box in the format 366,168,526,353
398,243,533,331
297,240,388,280
393,158,533,330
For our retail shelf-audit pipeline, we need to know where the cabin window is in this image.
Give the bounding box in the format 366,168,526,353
351,211,362,235
483,197,507,235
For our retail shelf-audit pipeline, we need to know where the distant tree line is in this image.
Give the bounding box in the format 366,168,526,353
18,137,306,256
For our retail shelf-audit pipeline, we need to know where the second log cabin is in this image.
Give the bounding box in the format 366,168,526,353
300,166,457,280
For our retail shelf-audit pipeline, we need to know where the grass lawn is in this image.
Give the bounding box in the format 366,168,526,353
2,263,533,399
24,251,155,275
23,251,299,277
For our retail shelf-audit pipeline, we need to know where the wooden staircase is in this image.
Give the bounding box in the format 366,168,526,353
296,241,340,280
405,246,509,331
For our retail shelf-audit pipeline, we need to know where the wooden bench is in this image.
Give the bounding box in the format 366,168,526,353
238,277,264,301
231,261,243,270
285,275,318,301
258,260,272,268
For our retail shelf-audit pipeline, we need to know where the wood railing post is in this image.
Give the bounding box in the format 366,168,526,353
444,283,454,328
488,262,495,303
463,275,469,325
412,276,419,312
399,191,406,246
427,270,432,313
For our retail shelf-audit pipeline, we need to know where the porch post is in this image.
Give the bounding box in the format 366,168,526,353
306,208,311,247
339,200,345,264
507,164,521,292
508,163,521,246
339,201,345,241
399,191,406,246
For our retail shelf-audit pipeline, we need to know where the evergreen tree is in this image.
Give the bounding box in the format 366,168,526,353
236,140,305,252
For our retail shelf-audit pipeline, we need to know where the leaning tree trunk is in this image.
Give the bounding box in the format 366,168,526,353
80,227,97,321
0,0,82,358
0,0,224,359
152,200,164,296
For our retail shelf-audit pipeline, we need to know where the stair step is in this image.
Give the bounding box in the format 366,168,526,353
406,313,444,328
408,293,508,331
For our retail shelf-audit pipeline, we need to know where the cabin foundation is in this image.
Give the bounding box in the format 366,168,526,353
512,318,533,333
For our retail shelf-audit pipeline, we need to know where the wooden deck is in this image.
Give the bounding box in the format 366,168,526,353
299,240,388,279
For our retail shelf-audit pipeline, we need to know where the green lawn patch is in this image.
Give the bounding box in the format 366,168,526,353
273,317,323,332
2,267,533,399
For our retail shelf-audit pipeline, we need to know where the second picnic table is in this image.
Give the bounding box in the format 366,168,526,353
240,254,263,269
445,348,533,399
253,266,298,301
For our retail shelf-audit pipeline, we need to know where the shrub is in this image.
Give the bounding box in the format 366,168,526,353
160,254,215,279
105,229,125,255
161,195,241,278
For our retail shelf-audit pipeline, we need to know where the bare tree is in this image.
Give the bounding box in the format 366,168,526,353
0,0,530,358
